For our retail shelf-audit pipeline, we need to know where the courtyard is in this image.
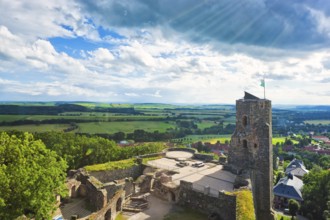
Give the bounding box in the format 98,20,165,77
147,155,236,196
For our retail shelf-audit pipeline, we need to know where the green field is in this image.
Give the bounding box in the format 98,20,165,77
304,120,330,125
0,124,69,132
272,137,299,145
0,113,166,122
196,121,218,129
76,121,175,134
173,134,231,144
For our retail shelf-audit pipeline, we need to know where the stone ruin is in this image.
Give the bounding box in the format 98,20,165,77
227,92,276,220
63,92,275,220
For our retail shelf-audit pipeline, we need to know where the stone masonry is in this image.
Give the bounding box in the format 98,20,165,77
228,92,275,220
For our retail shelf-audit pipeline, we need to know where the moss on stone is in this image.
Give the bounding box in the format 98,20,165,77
234,190,256,220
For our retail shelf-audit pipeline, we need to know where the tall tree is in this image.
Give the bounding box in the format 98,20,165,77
0,132,67,219
302,166,330,220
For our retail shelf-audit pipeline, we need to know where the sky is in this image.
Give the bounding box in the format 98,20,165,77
1,0,330,105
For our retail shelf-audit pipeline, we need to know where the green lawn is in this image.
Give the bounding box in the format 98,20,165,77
76,121,175,134
0,124,69,132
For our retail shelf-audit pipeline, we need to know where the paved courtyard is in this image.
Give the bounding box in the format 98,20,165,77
147,157,236,195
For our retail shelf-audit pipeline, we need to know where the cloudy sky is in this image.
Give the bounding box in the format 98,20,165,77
1,0,330,105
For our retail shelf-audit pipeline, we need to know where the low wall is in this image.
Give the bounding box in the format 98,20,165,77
193,153,214,162
178,181,236,220
89,165,143,183
167,147,197,154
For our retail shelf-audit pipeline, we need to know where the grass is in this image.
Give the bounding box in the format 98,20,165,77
0,124,69,132
234,190,255,220
276,213,292,220
304,120,330,125
0,113,166,122
196,121,217,129
142,156,163,165
176,134,231,144
163,207,208,220
84,158,136,172
85,155,162,172
76,121,175,134
272,137,299,145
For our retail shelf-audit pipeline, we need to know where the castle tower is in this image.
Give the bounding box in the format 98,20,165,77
228,92,275,220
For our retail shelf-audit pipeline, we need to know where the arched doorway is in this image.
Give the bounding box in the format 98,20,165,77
104,209,111,220
116,197,122,212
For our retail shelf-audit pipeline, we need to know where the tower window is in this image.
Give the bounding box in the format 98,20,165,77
254,143,258,148
242,115,248,127
243,140,247,148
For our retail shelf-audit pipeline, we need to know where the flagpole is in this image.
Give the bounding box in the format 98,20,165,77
264,77,266,99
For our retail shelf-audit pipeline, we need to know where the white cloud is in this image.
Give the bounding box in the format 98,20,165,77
0,1,330,104
308,7,330,38
0,0,99,41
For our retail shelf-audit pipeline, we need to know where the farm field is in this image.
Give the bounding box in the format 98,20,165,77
76,121,176,134
0,113,166,122
0,124,70,132
173,134,232,144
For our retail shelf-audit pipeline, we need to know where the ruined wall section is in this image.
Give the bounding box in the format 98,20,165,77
178,181,236,220
88,165,143,183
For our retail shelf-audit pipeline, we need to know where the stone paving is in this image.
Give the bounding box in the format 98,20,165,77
125,195,174,220
148,158,236,195
165,151,194,160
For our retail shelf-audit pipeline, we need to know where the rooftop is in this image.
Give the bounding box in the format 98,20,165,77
273,175,303,201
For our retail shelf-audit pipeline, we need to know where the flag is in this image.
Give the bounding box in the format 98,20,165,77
260,79,265,87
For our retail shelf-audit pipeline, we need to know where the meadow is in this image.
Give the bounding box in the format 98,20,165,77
76,121,176,134
0,124,70,132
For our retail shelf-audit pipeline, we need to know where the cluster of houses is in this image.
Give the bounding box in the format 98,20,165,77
273,158,309,209
282,135,330,155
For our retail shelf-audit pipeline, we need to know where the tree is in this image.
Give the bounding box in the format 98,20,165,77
301,167,330,220
288,199,300,219
0,132,67,219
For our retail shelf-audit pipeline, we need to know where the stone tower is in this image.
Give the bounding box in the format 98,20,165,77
228,92,275,220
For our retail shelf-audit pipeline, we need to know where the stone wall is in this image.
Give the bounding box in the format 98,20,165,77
178,181,236,220
167,147,197,154
227,92,275,220
89,165,143,183
88,189,125,220
193,153,214,162
85,176,107,211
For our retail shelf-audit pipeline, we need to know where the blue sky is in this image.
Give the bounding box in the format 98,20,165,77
0,0,330,104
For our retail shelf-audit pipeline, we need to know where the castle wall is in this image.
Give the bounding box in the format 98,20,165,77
178,181,236,220
89,165,144,183
193,153,214,162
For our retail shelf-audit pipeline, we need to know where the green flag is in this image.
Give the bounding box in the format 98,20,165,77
260,79,265,87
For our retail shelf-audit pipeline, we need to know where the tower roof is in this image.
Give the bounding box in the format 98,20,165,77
244,92,260,100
